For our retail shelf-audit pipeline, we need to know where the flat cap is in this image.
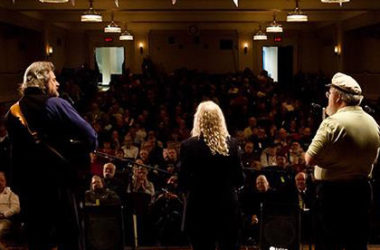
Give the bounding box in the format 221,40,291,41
326,72,362,95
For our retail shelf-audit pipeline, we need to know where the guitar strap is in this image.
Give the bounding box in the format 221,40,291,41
10,102,68,163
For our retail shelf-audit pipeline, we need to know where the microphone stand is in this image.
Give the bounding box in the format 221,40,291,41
94,151,171,175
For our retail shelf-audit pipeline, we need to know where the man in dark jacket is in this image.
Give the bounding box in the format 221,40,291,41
6,61,97,250
85,175,120,206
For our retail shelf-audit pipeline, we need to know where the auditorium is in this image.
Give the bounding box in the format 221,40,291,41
0,0,380,250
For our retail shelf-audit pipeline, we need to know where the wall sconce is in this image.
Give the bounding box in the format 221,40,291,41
46,45,53,57
334,45,341,55
243,42,248,54
139,42,144,54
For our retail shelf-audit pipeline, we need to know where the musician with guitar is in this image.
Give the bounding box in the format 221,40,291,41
5,61,97,250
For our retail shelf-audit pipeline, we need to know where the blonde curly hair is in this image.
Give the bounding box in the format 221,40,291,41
191,101,230,156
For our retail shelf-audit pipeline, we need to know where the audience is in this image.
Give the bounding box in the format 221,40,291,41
63,66,332,246
0,172,20,238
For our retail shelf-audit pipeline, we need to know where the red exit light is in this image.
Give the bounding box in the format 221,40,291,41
274,36,282,42
104,37,113,42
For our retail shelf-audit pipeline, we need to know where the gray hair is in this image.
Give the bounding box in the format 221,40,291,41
20,61,54,95
333,87,363,106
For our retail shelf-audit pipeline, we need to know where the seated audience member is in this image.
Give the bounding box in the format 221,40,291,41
163,148,179,166
0,123,10,177
0,172,20,238
146,132,164,166
85,175,121,206
299,127,312,151
241,141,260,169
288,141,305,165
260,143,277,167
121,134,139,159
234,130,246,148
292,172,315,243
274,128,289,147
239,175,275,244
292,172,314,211
99,141,115,156
269,154,296,200
243,117,257,139
162,147,179,176
127,160,155,198
151,176,185,246
250,128,268,151
111,130,121,152
90,153,103,176
250,160,262,171
134,122,147,146
276,155,289,169
115,149,125,159
139,148,150,165
103,163,127,201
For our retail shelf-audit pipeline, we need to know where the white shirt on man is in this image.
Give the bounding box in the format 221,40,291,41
0,187,20,218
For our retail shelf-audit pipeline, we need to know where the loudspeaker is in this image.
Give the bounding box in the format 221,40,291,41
260,202,300,250
84,205,125,250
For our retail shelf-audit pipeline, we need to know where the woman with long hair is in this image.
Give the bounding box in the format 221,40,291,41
179,101,244,250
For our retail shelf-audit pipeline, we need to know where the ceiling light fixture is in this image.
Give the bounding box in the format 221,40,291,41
120,30,134,40
39,0,69,3
266,13,283,33
321,0,349,6
233,0,238,7
104,12,121,33
172,0,176,5
120,23,134,40
253,26,267,41
287,0,308,22
81,0,102,22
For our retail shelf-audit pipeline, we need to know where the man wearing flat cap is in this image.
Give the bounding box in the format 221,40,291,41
305,72,380,250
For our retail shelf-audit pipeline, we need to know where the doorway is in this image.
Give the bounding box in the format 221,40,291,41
262,46,293,84
95,47,125,85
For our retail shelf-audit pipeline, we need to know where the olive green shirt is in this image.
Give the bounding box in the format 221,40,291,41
307,106,380,181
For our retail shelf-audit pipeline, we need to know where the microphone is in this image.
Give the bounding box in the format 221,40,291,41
364,105,375,114
311,103,322,109
310,103,326,120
